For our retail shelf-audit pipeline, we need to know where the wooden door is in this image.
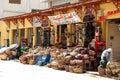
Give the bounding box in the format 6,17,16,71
108,23,120,61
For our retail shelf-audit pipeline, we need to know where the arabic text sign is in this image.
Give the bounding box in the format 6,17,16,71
48,12,81,25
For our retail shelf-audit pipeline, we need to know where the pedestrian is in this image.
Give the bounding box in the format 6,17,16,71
100,48,112,68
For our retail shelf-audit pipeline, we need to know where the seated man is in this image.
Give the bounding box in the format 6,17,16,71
100,48,112,68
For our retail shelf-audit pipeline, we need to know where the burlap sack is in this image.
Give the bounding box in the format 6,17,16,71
0,53,7,60
64,65,69,72
69,66,74,73
106,68,112,77
29,59,34,65
70,60,76,65
75,60,83,65
5,50,12,56
46,63,51,68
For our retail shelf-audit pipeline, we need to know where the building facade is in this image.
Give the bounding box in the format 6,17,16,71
0,1,120,61
0,0,81,18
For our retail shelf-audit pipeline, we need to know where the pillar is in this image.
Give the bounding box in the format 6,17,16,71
54,24,57,44
101,22,106,41
67,24,72,46
25,28,28,39
33,27,37,47
18,29,21,45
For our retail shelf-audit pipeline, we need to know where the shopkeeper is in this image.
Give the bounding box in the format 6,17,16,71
100,48,112,68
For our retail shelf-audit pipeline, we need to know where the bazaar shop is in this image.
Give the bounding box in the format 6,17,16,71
33,16,51,47
1,0,119,76
99,2,120,61
48,11,83,48
96,1,120,77
0,0,106,68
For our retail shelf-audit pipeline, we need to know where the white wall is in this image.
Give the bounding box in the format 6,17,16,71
30,0,49,10
3,0,31,17
4,0,31,13
1,0,79,18
0,0,4,18
3,12,24,17
2,0,50,17
51,0,79,6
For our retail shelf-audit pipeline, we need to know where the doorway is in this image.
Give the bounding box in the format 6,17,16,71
28,28,33,47
36,27,43,46
57,24,67,46
107,19,120,61
13,30,18,44
43,28,50,47
20,29,25,39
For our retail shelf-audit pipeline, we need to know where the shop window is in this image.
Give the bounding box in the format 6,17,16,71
32,9,40,12
52,2,70,8
9,0,21,4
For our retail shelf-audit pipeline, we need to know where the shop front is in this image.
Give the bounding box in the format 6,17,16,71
99,2,120,61
48,11,82,48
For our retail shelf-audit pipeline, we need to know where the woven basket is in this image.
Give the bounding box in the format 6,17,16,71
106,69,112,77
98,66,106,76
73,67,83,73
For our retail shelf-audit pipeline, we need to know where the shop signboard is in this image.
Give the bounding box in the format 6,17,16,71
48,12,81,25
65,12,82,23
48,14,65,25
33,17,41,27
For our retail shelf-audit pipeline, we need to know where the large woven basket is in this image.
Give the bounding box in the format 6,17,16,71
98,66,106,76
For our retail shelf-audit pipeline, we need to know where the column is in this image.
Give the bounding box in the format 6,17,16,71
33,27,37,47
54,25,58,44
67,24,72,46
18,29,21,45
25,28,28,39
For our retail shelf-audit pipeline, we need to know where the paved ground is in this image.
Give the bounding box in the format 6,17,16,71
0,60,117,80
